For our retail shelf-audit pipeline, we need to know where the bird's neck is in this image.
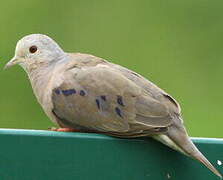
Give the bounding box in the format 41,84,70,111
27,62,57,105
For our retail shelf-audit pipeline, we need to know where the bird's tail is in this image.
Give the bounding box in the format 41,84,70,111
153,125,222,178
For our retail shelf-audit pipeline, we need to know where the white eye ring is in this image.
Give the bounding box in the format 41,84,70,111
29,46,38,53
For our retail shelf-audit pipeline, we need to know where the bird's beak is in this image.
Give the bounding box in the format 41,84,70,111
4,56,19,69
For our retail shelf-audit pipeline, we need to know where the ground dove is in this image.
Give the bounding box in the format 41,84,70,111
4,34,222,178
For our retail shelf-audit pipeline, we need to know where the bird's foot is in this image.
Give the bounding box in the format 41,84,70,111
48,127,82,132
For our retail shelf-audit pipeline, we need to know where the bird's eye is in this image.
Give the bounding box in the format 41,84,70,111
29,46,38,53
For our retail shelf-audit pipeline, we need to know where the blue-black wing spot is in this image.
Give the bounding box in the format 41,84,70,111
54,89,60,95
62,89,76,96
115,107,123,118
79,90,86,96
101,96,106,101
95,99,100,109
117,95,124,106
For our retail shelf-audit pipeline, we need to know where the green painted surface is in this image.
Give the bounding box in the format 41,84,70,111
0,129,222,180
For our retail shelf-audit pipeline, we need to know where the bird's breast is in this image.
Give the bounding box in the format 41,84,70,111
28,65,65,124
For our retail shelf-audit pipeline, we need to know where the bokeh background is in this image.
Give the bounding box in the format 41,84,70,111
0,0,222,138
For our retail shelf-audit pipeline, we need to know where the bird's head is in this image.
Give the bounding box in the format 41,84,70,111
4,34,66,71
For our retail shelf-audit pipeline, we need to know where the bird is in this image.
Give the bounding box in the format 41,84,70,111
4,34,222,178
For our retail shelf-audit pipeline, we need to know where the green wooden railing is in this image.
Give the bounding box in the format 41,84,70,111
0,129,222,180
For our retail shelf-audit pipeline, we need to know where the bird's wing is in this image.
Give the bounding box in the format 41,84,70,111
109,62,181,115
51,57,172,137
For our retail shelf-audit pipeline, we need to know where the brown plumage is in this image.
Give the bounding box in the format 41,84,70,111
5,34,222,178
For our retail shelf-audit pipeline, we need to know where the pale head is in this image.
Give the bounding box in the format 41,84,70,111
4,34,66,70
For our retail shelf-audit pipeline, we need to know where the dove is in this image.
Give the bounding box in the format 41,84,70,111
4,34,222,178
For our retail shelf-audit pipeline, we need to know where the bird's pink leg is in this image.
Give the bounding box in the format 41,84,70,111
49,127,98,133
49,127,83,132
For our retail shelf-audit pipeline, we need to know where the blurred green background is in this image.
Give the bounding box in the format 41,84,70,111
0,0,222,138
